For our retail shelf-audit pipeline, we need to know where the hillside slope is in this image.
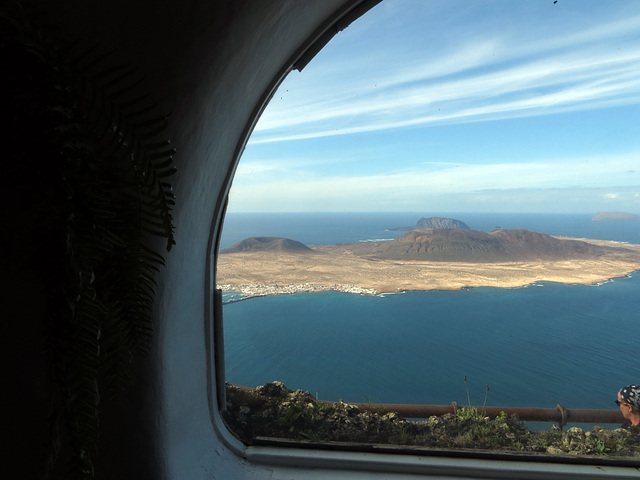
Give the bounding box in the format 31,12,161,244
370,229,606,262
221,237,314,254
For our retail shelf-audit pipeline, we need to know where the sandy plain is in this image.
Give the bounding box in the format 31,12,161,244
216,237,640,298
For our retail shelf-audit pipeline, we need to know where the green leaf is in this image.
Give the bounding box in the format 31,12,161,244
79,51,113,74
109,77,144,101
143,139,172,150
118,93,152,111
90,64,131,84
138,117,169,139
157,166,177,178
99,67,136,91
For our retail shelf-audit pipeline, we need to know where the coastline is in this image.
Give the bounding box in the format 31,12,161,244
218,283,379,302
218,271,637,302
217,237,640,302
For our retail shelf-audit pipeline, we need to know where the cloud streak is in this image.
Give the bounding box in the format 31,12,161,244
249,11,640,144
231,152,640,204
230,1,640,213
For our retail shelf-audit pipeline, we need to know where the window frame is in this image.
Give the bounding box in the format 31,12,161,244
207,1,640,476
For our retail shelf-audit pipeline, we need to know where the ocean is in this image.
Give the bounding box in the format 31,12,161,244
220,212,640,424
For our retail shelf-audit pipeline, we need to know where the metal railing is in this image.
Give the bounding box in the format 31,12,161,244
230,384,624,428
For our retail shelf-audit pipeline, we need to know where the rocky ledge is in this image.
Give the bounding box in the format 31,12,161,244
224,382,640,457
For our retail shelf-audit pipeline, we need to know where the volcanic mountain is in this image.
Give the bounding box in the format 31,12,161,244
221,237,314,254
368,229,607,262
415,216,470,230
390,216,470,231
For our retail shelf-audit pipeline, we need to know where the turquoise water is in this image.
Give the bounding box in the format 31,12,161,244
221,212,640,416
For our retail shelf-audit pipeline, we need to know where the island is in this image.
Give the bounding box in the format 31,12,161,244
217,229,640,299
389,216,470,231
592,211,640,221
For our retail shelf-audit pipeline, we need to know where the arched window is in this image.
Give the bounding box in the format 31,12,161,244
218,0,640,461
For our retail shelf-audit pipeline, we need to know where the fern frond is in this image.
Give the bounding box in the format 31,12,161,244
2,5,176,478
118,93,152,111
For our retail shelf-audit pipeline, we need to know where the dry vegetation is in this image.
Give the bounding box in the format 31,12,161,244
224,382,640,458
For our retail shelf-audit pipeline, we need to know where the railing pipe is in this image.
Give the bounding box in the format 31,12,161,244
230,385,623,427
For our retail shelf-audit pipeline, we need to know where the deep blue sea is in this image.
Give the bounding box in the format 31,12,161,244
221,212,640,425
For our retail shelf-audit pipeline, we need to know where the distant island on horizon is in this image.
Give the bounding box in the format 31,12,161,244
218,217,640,299
388,216,470,231
592,211,640,221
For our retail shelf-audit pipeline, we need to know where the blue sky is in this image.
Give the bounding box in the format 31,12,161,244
228,0,640,213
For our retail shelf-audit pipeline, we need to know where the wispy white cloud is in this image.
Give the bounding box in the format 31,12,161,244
229,184,640,213
230,2,640,213
229,152,640,211
248,12,640,144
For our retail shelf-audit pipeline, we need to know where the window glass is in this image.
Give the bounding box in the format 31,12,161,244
219,0,640,458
